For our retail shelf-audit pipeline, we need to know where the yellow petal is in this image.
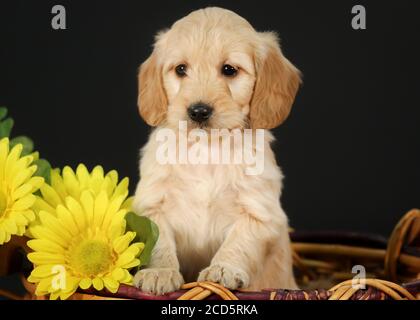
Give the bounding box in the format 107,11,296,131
76,164,90,189
15,225,25,236
115,252,136,267
51,169,68,200
11,212,28,226
11,166,36,191
103,277,119,293
107,223,124,240
30,225,69,248
111,268,125,281
112,232,136,254
35,276,54,296
120,270,133,284
11,194,36,211
32,197,56,216
80,191,94,225
27,274,41,283
104,209,127,235
121,196,134,211
62,276,80,294
102,195,126,230
49,292,60,300
79,278,92,290
90,166,105,193
27,238,64,254
93,191,108,228
10,155,33,176
55,205,79,236
112,178,129,200
2,218,17,234
12,183,33,201
0,229,6,244
39,210,73,240
65,197,86,231
106,170,118,189
0,138,10,173
121,258,141,269
124,242,145,257
5,232,11,243
59,290,76,300
40,184,63,208
22,209,35,221
0,229,11,245
62,166,80,199
28,252,65,265
109,210,128,230
92,277,104,291
5,143,23,180
30,264,61,278
27,176,44,192
31,151,39,161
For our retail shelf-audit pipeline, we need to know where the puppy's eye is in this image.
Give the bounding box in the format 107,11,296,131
221,64,237,77
175,64,187,77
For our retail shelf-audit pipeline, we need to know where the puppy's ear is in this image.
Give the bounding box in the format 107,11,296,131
250,32,301,129
138,50,168,126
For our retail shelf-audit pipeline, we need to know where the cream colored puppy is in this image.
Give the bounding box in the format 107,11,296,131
132,7,301,294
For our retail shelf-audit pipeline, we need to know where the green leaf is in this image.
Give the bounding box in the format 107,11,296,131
125,212,159,269
0,107,7,121
0,118,14,138
10,136,34,156
33,159,52,185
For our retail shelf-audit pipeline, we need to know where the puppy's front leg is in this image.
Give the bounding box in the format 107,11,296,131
198,215,282,290
133,214,184,295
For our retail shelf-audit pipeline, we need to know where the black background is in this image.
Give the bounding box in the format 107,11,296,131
0,0,419,237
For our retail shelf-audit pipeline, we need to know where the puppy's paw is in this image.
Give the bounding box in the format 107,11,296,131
198,263,249,290
133,268,184,295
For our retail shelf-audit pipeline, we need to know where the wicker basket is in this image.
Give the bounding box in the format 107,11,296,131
1,209,419,300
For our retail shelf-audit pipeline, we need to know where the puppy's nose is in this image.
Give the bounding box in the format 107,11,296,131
187,103,213,123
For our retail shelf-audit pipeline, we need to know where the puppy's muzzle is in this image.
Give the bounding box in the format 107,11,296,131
187,103,213,123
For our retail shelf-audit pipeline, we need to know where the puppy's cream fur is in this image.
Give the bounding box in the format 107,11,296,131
133,7,301,294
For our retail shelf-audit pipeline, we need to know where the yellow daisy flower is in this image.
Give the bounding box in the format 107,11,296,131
0,138,44,245
33,164,133,217
27,187,144,300
26,164,133,238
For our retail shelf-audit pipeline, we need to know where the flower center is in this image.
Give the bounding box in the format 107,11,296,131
0,190,8,218
69,239,114,277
